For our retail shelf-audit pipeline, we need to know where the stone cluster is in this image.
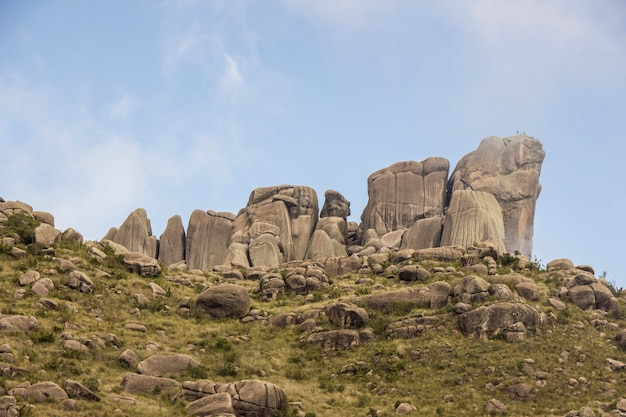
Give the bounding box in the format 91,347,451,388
104,134,545,272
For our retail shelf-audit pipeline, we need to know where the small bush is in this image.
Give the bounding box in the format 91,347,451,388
1,213,40,244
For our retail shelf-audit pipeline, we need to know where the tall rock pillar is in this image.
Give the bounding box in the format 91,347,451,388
447,135,544,255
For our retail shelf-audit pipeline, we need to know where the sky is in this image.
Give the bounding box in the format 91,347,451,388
1,1,625,286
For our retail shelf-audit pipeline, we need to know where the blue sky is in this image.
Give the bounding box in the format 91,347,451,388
1,1,625,285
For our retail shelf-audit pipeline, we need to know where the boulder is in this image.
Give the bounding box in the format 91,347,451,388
458,302,544,338
304,329,361,350
33,223,61,248
11,381,68,402
121,252,162,277
400,216,443,250
110,208,158,258
67,270,94,293
320,189,351,219
33,211,54,226
137,354,200,377
57,228,83,245
196,284,250,319
186,392,235,416
305,217,348,259
118,349,141,369
180,379,285,417
231,185,318,264
120,372,181,396
429,281,452,309
361,158,449,237
327,303,369,329
186,210,235,271
441,190,506,253
158,215,186,267
64,379,100,401
0,315,39,332
448,135,544,255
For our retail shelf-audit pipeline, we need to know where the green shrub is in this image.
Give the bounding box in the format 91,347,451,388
1,213,40,244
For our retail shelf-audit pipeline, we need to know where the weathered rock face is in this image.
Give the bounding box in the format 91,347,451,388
448,135,544,255
230,185,318,266
361,158,449,237
441,190,506,253
320,189,351,219
306,190,351,259
186,210,235,271
158,215,186,267
109,208,158,258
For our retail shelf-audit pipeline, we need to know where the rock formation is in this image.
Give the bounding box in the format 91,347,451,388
158,215,186,267
186,210,235,271
448,135,544,255
109,208,158,258
361,157,449,237
102,134,544,272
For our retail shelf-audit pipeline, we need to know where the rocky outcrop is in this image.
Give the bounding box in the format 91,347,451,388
120,372,181,396
361,158,449,237
441,190,506,253
109,208,158,258
179,379,286,417
158,215,186,267
306,190,350,259
186,210,235,271
448,135,544,255
458,302,545,339
95,135,543,270
229,185,318,267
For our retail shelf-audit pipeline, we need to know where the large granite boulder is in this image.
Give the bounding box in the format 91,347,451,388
458,302,544,339
441,190,506,253
305,217,348,259
448,135,544,255
33,223,61,248
120,373,181,396
196,284,251,319
186,210,235,271
109,208,158,258
361,157,449,237
180,379,285,417
137,354,200,377
230,185,318,266
158,215,186,267
320,189,351,219
400,216,443,250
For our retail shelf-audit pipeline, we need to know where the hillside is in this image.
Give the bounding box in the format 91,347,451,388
1,205,626,417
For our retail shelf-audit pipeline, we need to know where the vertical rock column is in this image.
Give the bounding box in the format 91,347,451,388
447,135,544,255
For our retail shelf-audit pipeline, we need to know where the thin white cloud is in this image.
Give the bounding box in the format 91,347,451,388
109,92,139,121
219,52,244,96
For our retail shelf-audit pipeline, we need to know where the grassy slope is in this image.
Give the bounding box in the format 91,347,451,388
1,241,625,417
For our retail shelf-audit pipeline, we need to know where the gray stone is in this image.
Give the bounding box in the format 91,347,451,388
120,372,180,396
441,190,506,253
448,135,544,255
320,189,350,219
121,252,161,277
458,302,544,338
196,284,250,319
400,216,443,250
118,349,141,369
186,210,234,271
137,354,200,377
304,329,360,350
110,208,158,258
186,392,235,416
0,315,39,332
361,158,449,237
327,303,369,329
158,215,186,267
33,223,61,248
64,379,100,401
